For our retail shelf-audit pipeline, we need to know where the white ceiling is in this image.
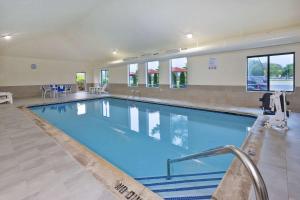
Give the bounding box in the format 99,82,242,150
0,0,300,63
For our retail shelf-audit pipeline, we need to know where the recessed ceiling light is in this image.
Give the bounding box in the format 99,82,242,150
112,49,118,55
185,33,193,39
3,35,12,40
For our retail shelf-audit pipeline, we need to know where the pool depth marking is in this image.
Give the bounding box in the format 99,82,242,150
115,182,143,200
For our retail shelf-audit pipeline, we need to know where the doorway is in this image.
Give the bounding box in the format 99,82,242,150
76,72,86,91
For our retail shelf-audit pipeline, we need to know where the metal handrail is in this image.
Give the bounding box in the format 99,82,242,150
166,145,269,200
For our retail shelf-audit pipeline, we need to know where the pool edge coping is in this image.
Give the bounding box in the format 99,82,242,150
21,106,163,200
212,115,265,199
21,94,266,200
26,94,258,119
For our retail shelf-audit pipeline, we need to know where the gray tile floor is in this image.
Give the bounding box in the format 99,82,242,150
1,92,299,200
255,114,300,200
0,93,118,200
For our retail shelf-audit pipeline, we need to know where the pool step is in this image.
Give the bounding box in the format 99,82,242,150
164,196,212,200
135,171,225,200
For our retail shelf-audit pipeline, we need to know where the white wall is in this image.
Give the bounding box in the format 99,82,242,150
0,56,94,86
94,43,300,87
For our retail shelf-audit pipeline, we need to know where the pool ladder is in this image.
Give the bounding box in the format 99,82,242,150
166,145,269,200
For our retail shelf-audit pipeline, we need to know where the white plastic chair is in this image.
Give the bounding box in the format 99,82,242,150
65,85,72,95
89,86,96,94
41,85,51,98
0,92,13,104
50,85,58,98
99,84,108,94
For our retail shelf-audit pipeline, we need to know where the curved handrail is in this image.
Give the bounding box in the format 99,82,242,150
166,145,268,200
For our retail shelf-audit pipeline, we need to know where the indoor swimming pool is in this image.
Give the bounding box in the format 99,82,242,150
30,98,255,178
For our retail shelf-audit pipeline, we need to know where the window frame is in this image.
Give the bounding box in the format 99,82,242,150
247,52,295,92
169,57,188,89
128,63,139,87
146,60,160,88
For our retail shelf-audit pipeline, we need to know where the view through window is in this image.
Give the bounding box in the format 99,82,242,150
100,70,109,85
269,54,294,91
75,72,86,91
146,61,159,87
128,64,138,87
170,57,188,88
247,53,294,91
247,56,268,91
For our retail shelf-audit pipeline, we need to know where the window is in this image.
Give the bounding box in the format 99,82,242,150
100,70,109,85
75,72,86,91
269,54,294,91
247,53,295,91
146,61,159,87
170,57,188,88
128,63,138,87
247,56,268,91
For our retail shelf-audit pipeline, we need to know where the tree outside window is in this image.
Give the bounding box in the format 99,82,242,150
247,56,268,91
247,53,294,92
147,61,159,87
269,54,294,91
128,64,138,87
76,72,86,91
170,57,188,88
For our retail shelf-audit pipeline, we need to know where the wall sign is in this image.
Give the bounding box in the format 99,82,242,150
208,58,217,70
115,182,143,200
31,64,37,70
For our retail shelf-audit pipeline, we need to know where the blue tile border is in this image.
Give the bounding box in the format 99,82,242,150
144,177,222,186
152,184,218,193
107,97,257,118
164,195,212,200
27,95,257,119
135,171,226,181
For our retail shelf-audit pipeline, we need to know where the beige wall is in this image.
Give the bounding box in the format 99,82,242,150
94,43,300,87
108,65,127,84
0,56,94,86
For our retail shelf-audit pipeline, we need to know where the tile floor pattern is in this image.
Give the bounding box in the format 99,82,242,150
0,97,118,200
253,113,300,200
0,92,299,200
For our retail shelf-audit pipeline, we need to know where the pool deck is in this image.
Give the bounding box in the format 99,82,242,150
0,93,119,200
0,92,299,200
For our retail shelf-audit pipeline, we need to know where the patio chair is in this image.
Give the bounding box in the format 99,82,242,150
89,86,96,94
99,84,108,94
41,85,51,98
57,85,66,97
65,84,72,94
0,92,13,104
50,84,58,98
90,83,102,94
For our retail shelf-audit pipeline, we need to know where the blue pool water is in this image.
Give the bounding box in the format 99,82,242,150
30,98,255,178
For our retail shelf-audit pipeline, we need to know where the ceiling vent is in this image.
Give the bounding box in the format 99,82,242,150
180,47,188,51
164,49,180,54
123,56,139,62
140,53,153,57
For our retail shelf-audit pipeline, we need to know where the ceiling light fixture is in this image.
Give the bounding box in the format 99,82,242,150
112,49,118,55
185,33,193,39
2,35,12,40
